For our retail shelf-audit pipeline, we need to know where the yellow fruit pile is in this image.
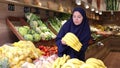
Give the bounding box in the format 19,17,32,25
80,58,107,68
52,55,107,68
0,41,44,68
52,54,70,68
62,32,82,51
61,58,84,68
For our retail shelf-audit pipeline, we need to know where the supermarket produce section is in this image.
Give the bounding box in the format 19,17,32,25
0,0,120,68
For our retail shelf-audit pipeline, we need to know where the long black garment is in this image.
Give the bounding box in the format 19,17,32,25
56,7,91,61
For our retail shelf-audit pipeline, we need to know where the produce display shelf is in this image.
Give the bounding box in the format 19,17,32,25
0,0,70,14
6,16,28,40
47,22,58,35
6,16,56,46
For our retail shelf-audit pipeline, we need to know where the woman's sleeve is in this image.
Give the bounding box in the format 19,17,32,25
55,25,69,57
80,35,91,52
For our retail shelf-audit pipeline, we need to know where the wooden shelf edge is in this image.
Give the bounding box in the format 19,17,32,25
6,17,25,40
0,0,71,14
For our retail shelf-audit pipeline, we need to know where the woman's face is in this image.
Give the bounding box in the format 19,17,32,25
72,11,83,25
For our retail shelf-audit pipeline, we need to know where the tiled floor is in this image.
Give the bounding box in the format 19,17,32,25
103,51,120,68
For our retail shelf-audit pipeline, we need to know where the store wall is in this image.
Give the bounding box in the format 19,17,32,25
0,3,25,45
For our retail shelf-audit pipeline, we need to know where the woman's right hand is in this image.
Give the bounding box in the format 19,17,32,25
61,40,66,45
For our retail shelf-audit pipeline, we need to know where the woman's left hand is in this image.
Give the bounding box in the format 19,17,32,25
61,40,66,45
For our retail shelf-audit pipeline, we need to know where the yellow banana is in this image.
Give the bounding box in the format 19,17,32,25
80,63,95,68
66,32,80,43
96,59,107,68
63,32,82,52
86,62,99,68
63,36,79,51
52,57,61,68
61,63,75,68
60,54,69,66
86,58,106,68
62,37,80,51
67,58,84,65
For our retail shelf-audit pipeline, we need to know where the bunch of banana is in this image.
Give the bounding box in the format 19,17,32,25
61,58,84,68
80,63,95,68
85,58,107,68
52,54,70,68
62,32,82,52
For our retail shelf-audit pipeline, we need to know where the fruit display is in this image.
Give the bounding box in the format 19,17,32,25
61,58,84,68
25,13,56,41
38,45,58,56
52,54,70,68
52,54,107,68
62,32,82,52
34,54,58,68
84,58,107,68
0,41,44,68
21,54,58,68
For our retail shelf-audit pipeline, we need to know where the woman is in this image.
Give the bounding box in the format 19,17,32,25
56,7,91,61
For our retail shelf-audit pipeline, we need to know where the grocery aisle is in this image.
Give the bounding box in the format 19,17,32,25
103,51,120,68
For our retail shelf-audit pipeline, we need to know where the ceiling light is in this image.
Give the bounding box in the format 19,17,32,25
85,5,89,9
76,0,81,5
99,11,102,15
91,8,95,11
95,10,99,13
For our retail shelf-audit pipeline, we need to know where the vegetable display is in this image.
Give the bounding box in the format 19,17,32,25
22,13,56,41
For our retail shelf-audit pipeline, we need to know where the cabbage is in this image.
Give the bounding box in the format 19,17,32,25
33,33,41,42
35,27,42,34
24,34,33,41
40,33,46,40
28,29,36,34
18,27,28,36
23,26,30,30
30,21,38,29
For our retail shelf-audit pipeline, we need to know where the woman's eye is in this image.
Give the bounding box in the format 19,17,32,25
73,16,76,18
78,16,81,18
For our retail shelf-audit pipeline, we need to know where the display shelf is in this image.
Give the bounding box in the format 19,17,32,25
0,0,71,14
6,16,28,40
6,16,56,46
86,35,120,61
47,22,58,35
86,36,113,59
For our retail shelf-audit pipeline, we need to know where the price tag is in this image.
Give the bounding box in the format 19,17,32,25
24,7,31,13
46,10,49,18
34,8,40,14
8,4,15,11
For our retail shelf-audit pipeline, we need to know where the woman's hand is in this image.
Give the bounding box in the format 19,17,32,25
61,40,66,45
